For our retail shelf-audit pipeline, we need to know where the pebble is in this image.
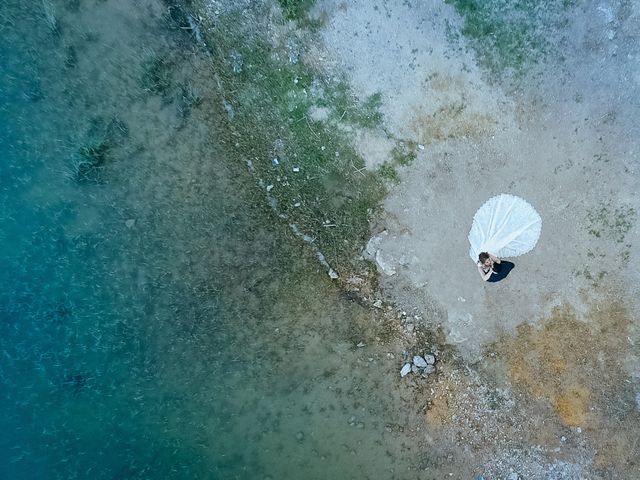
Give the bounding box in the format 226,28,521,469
400,363,411,377
424,354,436,365
413,355,428,368
422,365,436,375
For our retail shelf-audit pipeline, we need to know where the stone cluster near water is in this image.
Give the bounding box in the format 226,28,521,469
400,353,437,378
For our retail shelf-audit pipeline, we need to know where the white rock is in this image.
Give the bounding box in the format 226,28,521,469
400,363,411,377
375,251,396,276
413,355,428,367
424,354,436,365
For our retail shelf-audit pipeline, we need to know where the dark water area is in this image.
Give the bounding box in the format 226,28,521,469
0,1,419,479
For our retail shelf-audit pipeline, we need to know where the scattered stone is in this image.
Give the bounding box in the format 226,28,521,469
576,427,582,434
348,415,356,424
411,364,419,374
356,342,365,348
125,219,135,228
328,269,339,279
356,422,365,429
373,299,383,308
230,50,243,73
293,165,300,172
266,184,274,192
271,158,279,167
508,473,519,480
406,323,414,333
424,354,436,365
413,355,428,368
375,250,397,275
418,144,425,150
400,363,411,377
422,364,436,375
223,101,234,120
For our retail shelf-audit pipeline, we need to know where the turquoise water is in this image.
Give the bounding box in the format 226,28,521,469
0,1,423,478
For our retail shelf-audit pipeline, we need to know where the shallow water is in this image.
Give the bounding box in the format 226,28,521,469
0,1,420,478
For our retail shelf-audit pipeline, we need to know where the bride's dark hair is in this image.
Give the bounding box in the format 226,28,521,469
478,252,490,263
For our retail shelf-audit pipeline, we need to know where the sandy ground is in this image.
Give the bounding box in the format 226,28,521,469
312,0,640,477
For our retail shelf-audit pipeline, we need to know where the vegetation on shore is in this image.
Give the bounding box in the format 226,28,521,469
181,1,391,282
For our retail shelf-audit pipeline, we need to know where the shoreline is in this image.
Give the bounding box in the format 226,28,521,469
191,0,640,477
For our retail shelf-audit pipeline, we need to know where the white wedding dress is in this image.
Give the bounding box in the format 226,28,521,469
468,194,542,261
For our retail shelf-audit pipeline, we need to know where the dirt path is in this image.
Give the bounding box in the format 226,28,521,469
312,0,640,477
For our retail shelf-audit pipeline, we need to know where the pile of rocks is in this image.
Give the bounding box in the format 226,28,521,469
400,354,436,378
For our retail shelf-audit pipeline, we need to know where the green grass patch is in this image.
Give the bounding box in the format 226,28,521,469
445,0,572,76
391,141,417,166
587,202,636,243
277,0,315,21
377,163,399,183
319,84,384,129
